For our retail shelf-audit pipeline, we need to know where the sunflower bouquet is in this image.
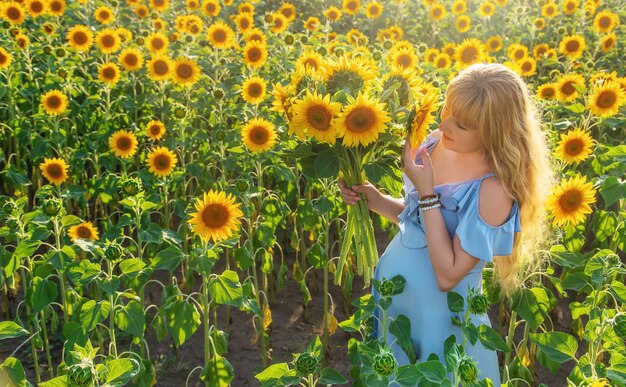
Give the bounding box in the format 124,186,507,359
275,50,438,287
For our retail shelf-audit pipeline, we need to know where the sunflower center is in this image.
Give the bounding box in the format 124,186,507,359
566,2,574,10
541,87,555,98
47,164,62,178
565,139,583,156
73,31,87,44
604,38,615,48
151,38,164,50
77,226,92,238
102,66,117,79
250,126,269,144
247,83,263,97
177,63,193,79
459,20,467,28
274,18,284,28
240,18,250,29
117,136,132,150
347,1,357,10
213,29,227,43
99,10,110,19
205,4,215,12
561,81,575,95
0,52,7,64
558,190,582,213
201,204,228,228
307,104,332,131
521,61,532,72
124,54,138,66
154,0,164,6
31,2,43,12
150,125,161,135
102,34,115,48
247,47,262,62
461,47,479,63
370,6,380,15
396,54,412,68
47,95,61,108
546,6,554,15
490,40,499,49
599,16,610,29
596,90,617,108
50,1,62,12
514,50,524,60
433,8,442,17
565,40,580,52
437,57,447,67
346,107,375,133
281,9,292,18
154,154,171,170
154,60,169,75
7,7,21,19
303,58,319,70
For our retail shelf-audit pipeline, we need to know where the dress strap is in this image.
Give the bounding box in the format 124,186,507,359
480,172,496,180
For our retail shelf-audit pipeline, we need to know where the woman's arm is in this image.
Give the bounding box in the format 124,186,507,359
367,193,405,224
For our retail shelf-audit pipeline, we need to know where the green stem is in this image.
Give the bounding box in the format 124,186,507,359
54,219,69,324
503,310,518,382
108,260,118,357
202,272,212,387
40,310,53,378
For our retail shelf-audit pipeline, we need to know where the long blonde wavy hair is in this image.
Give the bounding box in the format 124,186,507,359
445,63,558,294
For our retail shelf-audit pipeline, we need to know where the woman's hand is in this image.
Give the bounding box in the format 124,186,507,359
402,132,435,196
338,177,381,207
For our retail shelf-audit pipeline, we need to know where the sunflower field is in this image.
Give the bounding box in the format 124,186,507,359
1,0,626,385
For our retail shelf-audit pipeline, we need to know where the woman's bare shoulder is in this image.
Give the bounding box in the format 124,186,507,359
430,129,442,140
478,177,515,227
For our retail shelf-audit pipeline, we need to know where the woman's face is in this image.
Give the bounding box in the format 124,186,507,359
438,103,483,154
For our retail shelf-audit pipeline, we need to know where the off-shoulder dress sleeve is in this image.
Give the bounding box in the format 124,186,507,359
454,186,522,262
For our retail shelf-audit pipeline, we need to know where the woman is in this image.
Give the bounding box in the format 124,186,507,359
338,63,555,383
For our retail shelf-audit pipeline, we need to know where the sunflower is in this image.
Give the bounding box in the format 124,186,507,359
241,118,277,152
324,6,341,21
533,44,550,60
594,10,618,33
296,50,323,73
41,90,68,115
291,91,341,144
149,0,168,12
271,82,294,117
556,73,585,102
304,16,320,31
533,17,546,30
172,58,200,87
562,0,579,15
381,67,424,107
240,76,266,105
242,40,267,68
96,28,121,54
94,6,114,24
442,43,456,57
4,2,26,24
555,128,594,164
201,0,220,16
485,36,502,52
68,222,100,242
118,48,144,71
26,0,45,17
234,12,253,33
278,2,296,21
546,175,596,227
517,57,536,77
455,15,471,33
39,157,69,185
16,34,29,50
389,47,418,70
188,190,243,243
454,38,485,68
147,55,173,81
146,32,169,54
186,0,198,11
66,25,94,52
429,4,446,21
337,93,390,147
587,81,626,118
541,1,557,18
207,21,235,49
536,83,557,100
322,55,374,96
434,53,452,69
409,92,438,148
109,130,138,158
146,120,166,140
146,146,178,177
452,0,466,14
47,0,65,16
365,2,383,18
98,62,121,85
508,43,528,62
342,0,360,15
0,47,13,70
135,5,149,18
478,1,495,17
244,27,266,45
269,13,289,34
238,2,253,14
600,33,617,52
559,34,585,59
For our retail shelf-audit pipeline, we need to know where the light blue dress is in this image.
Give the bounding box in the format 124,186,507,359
372,134,522,385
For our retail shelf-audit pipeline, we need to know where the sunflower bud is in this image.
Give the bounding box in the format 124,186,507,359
66,362,95,386
264,14,273,23
236,179,250,193
2,21,10,29
300,35,308,44
43,46,52,55
378,279,395,297
318,47,327,56
362,315,376,335
614,315,626,341
42,197,63,217
468,292,490,315
372,51,382,61
118,177,142,197
174,107,186,118
104,242,124,261
185,35,193,43
136,37,145,45
59,69,68,79
56,48,66,58
42,22,55,34
373,352,397,376
334,48,344,57
3,201,16,214
6,218,19,230
293,352,318,376
213,88,225,99
284,34,294,45
214,129,226,141
458,356,478,384
383,40,394,49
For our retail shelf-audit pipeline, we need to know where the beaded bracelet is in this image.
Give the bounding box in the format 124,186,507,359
420,201,442,212
418,193,440,205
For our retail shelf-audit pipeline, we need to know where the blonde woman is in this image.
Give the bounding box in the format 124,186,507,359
338,63,555,383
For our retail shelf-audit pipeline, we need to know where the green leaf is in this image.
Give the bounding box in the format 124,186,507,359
255,363,297,386
31,277,57,313
38,376,67,386
414,361,446,383
208,270,243,307
0,321,29,340
138,223,163,245
306,242,328,269
103,358,139,385
115,300,145,337
388,315,417,364
202,354,234,387
477,324,511,353
561,272,591,292
447,292,464,313
393,365,421,386
165,300,200,346
564,103,585,113
511,287,546,330
530,332,578,363
13,240,41,259
599,176,626,207
150,245,183,271
67,260,102,286
0,357,31,387
318,367,348,385
610,281,626,303
119,258,146,275
80,300,111,333
140,201,160,211
61,215,82,227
